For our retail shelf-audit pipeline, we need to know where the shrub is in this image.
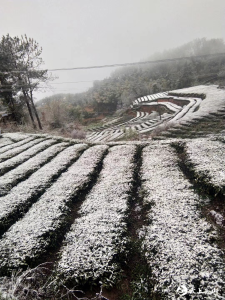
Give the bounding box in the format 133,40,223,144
71,129,86,140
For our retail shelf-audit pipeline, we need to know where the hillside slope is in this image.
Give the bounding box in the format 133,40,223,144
87,85,225,142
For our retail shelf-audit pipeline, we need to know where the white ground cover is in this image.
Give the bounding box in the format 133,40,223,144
170,85,225,121
0,139,56,176
0,145,108,271
169,98,197,121
0,144,87,231
0,138,13,148
0,142,68,196
57,145,136,286
210,210,224,227
144,101,180,113
2,133,30,142
140,142,225,299
185,139,225,195
0,137,46,163
0,136,36,155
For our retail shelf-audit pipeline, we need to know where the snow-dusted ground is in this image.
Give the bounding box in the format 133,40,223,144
0,132,225,298
0,139,56,176
140,142,225,299
0,138,13,148
186,139,225,195
57,145,136,286
87,85,225,140
0,136,37,156
170,85,225,120
0,145,107,270
0,144,87,232
1,132,31,142
0,142,68,195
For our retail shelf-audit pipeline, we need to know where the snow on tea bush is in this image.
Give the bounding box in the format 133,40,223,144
0,145,108,271
186,139,225,195
0,144,87,232
0,138,47,163
0,139,56,176
0,142,68,195
57,145,136,286
170,85,225,121
2,133,30,141
0,138,14,149
0,136,36,155
140,142,225,299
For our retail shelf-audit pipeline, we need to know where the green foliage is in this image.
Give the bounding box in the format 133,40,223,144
0,34,50,128
122,128,139,141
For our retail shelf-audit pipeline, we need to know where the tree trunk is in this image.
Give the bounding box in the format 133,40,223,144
22,90,36,129
29,91,43,130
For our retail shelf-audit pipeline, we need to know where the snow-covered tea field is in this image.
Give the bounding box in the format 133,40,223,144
87,85,225,142
0,131,225,299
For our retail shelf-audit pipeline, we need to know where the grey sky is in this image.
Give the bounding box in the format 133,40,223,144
1,0,225,100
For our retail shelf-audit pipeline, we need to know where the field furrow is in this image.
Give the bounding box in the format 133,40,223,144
0,136,36,155
0,137,47,163
185,139,225,195
0,138,14,149
140,142,225,299
0,144,87,233
0,139,56,176
57,145,136,286
1,133,31,142
0,142,68,196
0,145,108,273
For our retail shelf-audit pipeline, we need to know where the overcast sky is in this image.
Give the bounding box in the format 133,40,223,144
1,0,225,101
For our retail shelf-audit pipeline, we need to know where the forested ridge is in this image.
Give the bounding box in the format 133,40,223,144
38,38,225,115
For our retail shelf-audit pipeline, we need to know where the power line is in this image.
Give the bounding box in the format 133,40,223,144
1,52,225,74
0,86,91,92
51,80,94,84
48,52,225,71
0,80,94,88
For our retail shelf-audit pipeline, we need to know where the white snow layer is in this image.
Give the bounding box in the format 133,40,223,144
0,145,107,270
0,142,68,195
140,142,225,299
186,139,225,194
2,132,30,142
0,136,36,156
57,145,136,285
0,144,87,229
0,138,14,148
170,85,225,121
0,139,56,176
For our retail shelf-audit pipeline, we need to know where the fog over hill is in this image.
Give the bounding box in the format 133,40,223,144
37,38,225,111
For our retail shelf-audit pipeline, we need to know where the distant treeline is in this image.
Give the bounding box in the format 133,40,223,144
38,38,225,115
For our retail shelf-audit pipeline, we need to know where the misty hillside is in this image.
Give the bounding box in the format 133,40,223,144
86,85,225,142
38,38,225,114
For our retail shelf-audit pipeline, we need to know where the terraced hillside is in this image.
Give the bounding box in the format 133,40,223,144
87,85,225,142
0,132,225,299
